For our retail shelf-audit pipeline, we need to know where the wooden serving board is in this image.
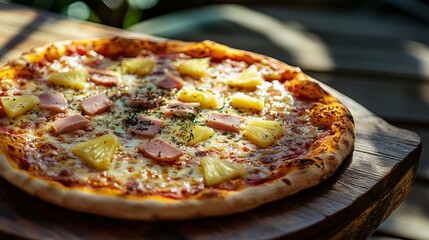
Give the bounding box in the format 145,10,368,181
0,3,421,239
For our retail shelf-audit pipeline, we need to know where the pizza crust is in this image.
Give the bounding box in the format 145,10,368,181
0,132,352,221
0,122,353,220
0,37,355,220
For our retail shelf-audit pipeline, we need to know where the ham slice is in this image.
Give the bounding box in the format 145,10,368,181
130,93,161,109
156,74,185,90
52,114,90,135
38,92,68,113
90,74,118,86
206,113,244,133
87,67,117,76
138,138,182,162
163,101,200,117
80,92,111,115
87,67,119,86
128,116,164,137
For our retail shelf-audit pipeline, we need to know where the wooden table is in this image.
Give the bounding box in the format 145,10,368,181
0,3,422,239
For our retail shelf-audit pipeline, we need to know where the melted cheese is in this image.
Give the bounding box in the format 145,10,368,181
0,53,322,198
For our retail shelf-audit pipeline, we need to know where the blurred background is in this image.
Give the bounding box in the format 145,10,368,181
5,0,429,29
2,0,358,28
2,0,429,239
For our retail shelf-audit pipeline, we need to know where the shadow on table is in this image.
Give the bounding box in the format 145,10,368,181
0,6,47,59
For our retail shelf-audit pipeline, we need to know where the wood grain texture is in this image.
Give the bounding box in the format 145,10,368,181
331,163,418,239
375,182,429,239
0,3,421,239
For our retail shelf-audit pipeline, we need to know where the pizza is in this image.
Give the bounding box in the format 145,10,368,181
0,37,354,220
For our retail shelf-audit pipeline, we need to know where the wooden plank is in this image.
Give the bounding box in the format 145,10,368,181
392,125,429,181
375,182,429,240
332,163,418,240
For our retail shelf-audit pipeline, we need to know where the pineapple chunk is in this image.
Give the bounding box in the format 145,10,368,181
244,119,284,148
0,95,40,118
177,58,210,79
72,134,119,170
182,125,214,146
200,156,246,186
177,87,220,109
48,68,88,89
228,65,263,89
231,93,264,112
122,57,156,76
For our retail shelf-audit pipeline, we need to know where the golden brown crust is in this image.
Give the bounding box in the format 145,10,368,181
0,37,355,220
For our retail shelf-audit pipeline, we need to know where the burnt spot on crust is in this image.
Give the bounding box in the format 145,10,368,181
346,113,354,123
309,156,325,167
284,161,293,168
18,157,31,170
282,178,292,186
196,189,226,200
7,144,15,153
341,138,350,149
195,47,211,57
297,158,315,169
279,158,322,172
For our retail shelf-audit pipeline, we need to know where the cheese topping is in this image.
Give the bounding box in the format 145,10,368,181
0,50,325,199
